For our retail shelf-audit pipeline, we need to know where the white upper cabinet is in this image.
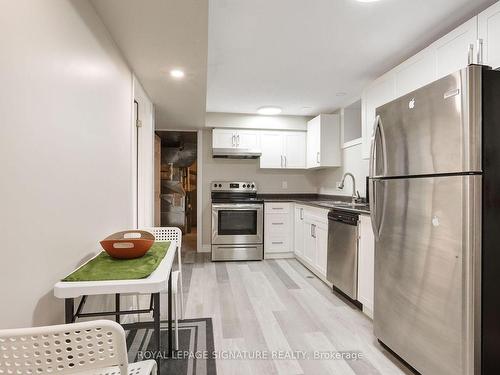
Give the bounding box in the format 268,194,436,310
260,132,283,168
260,131,306,169
435,17,478,78
306,114,341,169
361,75,396,159
479,2,500,69
212,128,259,149
394,49,436,97
237,130,260,149
283,132,307,168
212,128,238,149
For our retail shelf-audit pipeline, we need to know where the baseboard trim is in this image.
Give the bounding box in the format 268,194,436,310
199,244,211,253
264,252,295,259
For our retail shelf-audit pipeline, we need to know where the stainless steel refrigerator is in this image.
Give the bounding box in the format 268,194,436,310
369,64,500,375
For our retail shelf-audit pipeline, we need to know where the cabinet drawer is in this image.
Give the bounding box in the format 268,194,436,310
265,202,291,214
265,213,290,235
265,235,290,252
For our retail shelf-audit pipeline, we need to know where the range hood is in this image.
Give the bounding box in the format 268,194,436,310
212,148,262,159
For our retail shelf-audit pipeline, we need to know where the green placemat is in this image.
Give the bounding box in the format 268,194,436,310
62,241,171,282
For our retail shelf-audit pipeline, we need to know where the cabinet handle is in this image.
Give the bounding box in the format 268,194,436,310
272,241,284,245
284,155,287,168
312,224,316,238
232,134,236,147
300,208,304,220
316,152,320,164
468,43,475,65
237,134,240,146
272,207,284,210
272,222,284,225
477,38,484,65
280,155,283,168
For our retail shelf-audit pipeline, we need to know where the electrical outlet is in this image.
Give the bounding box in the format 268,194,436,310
282,181,288,189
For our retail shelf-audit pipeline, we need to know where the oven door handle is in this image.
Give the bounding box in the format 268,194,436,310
212,203,263,211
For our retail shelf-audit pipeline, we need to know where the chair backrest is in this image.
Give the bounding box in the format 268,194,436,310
0,320,128,375
142,227,182,263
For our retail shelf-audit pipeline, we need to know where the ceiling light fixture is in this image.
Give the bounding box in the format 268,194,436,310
356,0,380,2
170,69,185,79
257,106,282,115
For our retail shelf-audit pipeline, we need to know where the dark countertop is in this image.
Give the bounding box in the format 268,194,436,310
258,194,371,215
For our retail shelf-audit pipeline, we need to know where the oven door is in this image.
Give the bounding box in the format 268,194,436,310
212,203,263,245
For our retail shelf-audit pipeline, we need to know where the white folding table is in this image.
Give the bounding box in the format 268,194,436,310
54,241,177,366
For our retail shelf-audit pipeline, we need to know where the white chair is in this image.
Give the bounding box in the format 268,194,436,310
142,227,183,350
0,320,156,375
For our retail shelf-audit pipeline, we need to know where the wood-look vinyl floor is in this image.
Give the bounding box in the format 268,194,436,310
180,251,413,375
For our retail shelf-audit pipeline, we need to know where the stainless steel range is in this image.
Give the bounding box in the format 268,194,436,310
211,181,263,261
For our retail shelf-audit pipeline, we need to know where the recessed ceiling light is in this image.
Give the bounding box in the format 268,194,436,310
257,106,282,115
170,69,185,79
356,0,380,2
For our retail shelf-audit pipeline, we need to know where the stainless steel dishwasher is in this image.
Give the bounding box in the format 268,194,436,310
327,209,359,300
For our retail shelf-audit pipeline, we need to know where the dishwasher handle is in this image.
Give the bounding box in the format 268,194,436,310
328,210,359,226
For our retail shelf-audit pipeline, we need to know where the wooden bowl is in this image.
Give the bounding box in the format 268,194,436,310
100,230,155,259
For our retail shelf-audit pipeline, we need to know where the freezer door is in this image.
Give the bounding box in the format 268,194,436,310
371,65,481,178
373,175,481,375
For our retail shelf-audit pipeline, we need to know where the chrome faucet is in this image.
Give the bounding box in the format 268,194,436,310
339,172,358,204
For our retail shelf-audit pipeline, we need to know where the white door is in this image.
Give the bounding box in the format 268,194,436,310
212,129,235,149
362,74,396,159
303,218,316,265
236,130,260,149
479,2,500,69
284,132,306,169
294,206,304,257
306,117,320,168
314,220,328,276
260,132,283,169
435,17,478,78
358,215,375,315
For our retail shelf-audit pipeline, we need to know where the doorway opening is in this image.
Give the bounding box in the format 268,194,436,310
154,131,198,253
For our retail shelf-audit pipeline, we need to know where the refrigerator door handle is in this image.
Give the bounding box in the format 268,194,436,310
370,179,387,240
369,115,387,178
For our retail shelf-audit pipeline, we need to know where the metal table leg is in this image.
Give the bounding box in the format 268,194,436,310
168,269,173,357
115,293,120,323
65,298,74,323
153,292,161,355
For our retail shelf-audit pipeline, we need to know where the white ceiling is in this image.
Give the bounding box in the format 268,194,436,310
207,0,496,116
91,0,208,130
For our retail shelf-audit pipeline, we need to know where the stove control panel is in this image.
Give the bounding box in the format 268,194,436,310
211,181,257,192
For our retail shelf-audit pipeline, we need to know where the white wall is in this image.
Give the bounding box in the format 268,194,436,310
134,77,155,228
0,0,136,328
315,143,370,198
206,112,310,131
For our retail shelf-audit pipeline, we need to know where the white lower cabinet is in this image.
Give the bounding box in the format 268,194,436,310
293,206,305,258
357,215,375,317
264,202,294,258
293,204,329,279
